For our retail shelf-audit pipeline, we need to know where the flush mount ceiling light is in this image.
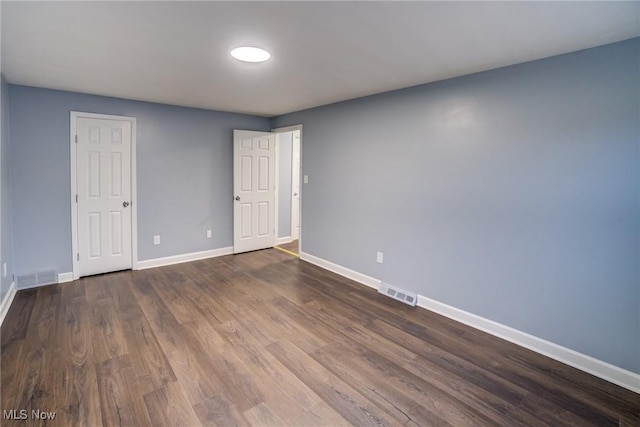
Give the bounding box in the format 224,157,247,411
230,47,271,63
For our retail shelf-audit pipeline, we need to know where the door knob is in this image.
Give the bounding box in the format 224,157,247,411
235,196,241,201
123,201,130,207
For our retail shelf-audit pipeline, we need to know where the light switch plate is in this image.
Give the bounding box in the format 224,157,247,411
376,252,384,264
153,235,161,245
303,175,309,184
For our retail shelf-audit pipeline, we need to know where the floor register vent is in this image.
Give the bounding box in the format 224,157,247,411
16,270,58,288
378,283,417,307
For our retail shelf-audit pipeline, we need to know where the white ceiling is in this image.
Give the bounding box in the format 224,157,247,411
2,1,639,117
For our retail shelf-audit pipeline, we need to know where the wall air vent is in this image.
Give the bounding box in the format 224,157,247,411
16,270,58,289
378,283,417,307
16,273,37,288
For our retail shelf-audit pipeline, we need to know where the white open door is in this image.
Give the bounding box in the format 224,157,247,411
74,115,134,277
233,130,277,254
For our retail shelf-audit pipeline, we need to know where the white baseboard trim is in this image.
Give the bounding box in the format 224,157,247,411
299,251,381,290
417,295,640,394
278,236,294,245
135,246,233,270
0,282,17,327
298,251,640,394
58,272,74,283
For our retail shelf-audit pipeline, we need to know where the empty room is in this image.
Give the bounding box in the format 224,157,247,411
0,1,639,426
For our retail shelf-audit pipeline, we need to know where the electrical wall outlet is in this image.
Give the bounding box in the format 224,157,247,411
303,175,309,184
206,229,212,238
376,252,384,264
153,235,161,245
2,262,6,277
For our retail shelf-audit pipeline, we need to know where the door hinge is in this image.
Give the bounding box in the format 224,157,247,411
77,253,80,261
75,194,78,203
75,134,78,143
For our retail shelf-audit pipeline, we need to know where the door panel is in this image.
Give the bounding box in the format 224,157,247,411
77,117,132,276
233,130,276,253
258,156,269,191
258,202,269,236
88,213,102,258
110,211,123,255
110,153,123,196
241,203,252,238
88,152,101,197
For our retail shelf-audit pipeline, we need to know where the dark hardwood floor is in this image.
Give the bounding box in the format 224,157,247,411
276,239,299,256
1,248,638,426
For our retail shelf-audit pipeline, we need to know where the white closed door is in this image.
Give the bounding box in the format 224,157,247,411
76,117,132,277
233,130,277,254
291,132,301,240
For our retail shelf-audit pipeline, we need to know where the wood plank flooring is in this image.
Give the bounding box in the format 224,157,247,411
276,240,299,256
1,248,638,426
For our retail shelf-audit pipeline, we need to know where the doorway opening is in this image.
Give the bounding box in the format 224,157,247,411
273,125,302,257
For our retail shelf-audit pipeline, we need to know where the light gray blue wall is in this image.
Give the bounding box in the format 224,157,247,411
1,75,13,301
278,132,292,238
8,86,270,277
273,39,640,373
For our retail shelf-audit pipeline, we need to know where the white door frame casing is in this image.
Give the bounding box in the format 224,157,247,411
290,130,301,240
70,111,138,280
